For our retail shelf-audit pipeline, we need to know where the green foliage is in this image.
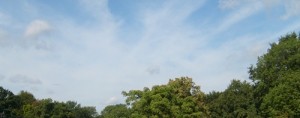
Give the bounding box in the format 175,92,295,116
260,71,300,117
22,99,98,118
0,86,99,118
100,104,131,118
249,32,300,84
0,86,22,117
249,32,300,116
18,91,36,105
122,77,209,118
207,80,258,118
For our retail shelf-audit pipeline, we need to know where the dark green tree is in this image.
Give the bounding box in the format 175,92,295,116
207,80,258,118
260,71,300,117
0,86,22,118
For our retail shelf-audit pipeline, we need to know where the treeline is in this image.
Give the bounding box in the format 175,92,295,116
1,32,300,117
0,88,98,118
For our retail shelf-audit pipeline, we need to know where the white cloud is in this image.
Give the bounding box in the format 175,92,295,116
24,20,51,38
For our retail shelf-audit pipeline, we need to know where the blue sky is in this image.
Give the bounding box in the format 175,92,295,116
1,0,300,111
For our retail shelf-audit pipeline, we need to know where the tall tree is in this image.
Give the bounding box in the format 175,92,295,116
249,32,300,116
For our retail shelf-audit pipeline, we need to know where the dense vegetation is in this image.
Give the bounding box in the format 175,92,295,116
1,32,300,117
0,88,98,118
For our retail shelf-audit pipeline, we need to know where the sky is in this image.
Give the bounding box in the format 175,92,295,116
1,0,300,111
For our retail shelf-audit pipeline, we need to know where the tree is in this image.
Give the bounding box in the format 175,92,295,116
0,86,22,118
122,77,209,118
73,106,98,118
100,104,131,118
17,91,36,105
249,32,300,116
260,71,300,117
0,86,99,118
23,99,99,118
206,80,258,118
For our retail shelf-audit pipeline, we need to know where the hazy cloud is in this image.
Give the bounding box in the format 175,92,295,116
281,0,300,20
0,74,5,81
262,0,281,8
218,0,241,10
105,96,119,105
24,20,51,38
146,66,160,75
0,29,9,47
9,74,42,85
0,12,12,26
220,0,300,20
46,89,54,94
261,0,300,20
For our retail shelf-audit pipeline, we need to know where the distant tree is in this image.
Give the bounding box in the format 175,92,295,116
122,77,209,118
0,86,99,118
100,104,131,118
23,99,98,118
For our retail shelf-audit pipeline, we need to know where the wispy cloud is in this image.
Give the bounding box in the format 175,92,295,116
24,20,51,38
216,1,262,33
261,0,300,19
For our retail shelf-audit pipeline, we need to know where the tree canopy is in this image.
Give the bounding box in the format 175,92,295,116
0,87,99,118
122,77,209,118
249,32,300,117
